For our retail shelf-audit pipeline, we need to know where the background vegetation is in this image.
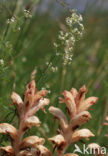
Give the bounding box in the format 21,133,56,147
0,0,108,155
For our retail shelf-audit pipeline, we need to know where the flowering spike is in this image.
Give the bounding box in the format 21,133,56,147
0,74,51,155
49,85,97,155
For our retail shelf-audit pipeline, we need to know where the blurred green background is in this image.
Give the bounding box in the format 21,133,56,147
0,0,108,155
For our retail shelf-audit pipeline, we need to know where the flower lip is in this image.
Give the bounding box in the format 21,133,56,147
20,136,45,150
0,123,17,140
0,146,13,154
49,134,66,146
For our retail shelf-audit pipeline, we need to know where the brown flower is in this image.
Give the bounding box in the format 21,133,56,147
0,74,50,156
49,85,97,156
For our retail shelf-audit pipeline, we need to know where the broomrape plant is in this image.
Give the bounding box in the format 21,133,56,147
0,71,51,156
49,85,98,156
0,71,98,156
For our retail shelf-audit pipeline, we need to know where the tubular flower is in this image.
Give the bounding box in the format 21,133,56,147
0,72,50,156
49,85,98,156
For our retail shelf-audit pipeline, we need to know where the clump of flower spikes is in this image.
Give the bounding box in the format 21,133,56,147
49,85,98,156
0,71,51,156
24,9,32,18
0,72,98,156
54,10,84,65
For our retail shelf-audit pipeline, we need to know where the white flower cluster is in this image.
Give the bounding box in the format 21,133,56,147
66,12,84,38
7,17,15,24
54,11,84,65
24,9,32,18
46,62,58,73
63,50,73,65
7,16,21,31
51,66,58,72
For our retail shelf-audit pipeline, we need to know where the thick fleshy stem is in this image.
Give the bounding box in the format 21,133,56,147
13,120,24,155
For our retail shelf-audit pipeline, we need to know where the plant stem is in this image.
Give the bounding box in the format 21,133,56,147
13,120,24,155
